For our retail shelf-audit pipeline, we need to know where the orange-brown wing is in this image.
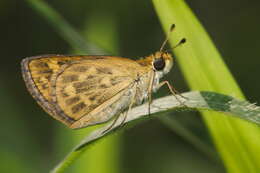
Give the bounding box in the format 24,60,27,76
21,55,147,127
52,57,146,126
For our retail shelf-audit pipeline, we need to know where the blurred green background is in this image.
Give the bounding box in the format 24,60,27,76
1,0,260,172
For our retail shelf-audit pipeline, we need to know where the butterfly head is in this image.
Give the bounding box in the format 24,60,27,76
152,51,173,75
152,35,186,74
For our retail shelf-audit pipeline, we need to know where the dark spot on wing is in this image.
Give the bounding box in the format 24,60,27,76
71,102,86,114
84,91,95,96
95,67,113,75
110,76,125,86
72,66,89,72
89,93,101,101
88,103,99,111
87,75,96,79
75,88,88,94
96,96,107,105
34,77,43,84
38,69,53,74
34,61,49,68
99,84,109,89
57,61,67,66
73,81,88,88
73,80,97,94
62,74,79,83
91,56,105,60
41,83,49,90
46,75,51,81
61,88,70,97
75,85,96,94
66,96,80,105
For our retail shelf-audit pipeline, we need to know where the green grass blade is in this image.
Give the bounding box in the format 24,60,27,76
152,0,260,172
51,91,260,172
26,0,104,54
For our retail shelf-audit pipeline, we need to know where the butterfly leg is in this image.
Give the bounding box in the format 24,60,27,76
118,88,137,128
102,112,122,134
147,71,155,116
148,92,152,116
157,80,187,106
118,83,137,128
102,84,137,134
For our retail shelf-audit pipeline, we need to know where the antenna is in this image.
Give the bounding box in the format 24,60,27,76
173,38,186,49
159,24,175,52
163,38,186,52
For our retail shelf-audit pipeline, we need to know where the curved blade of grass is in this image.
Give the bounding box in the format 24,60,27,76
51,91,260,173
152,0,260,172
26,0,105,54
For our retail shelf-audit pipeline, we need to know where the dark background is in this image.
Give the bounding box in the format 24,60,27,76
1,0,260,172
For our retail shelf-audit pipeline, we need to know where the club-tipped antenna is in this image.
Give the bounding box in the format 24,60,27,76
173,38,186,49
159,24,175,52
164,38,186,52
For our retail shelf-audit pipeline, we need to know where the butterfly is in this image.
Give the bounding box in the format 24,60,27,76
21,24,186,130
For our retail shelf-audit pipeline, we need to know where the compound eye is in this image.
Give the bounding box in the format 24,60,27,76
153,57,165,71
